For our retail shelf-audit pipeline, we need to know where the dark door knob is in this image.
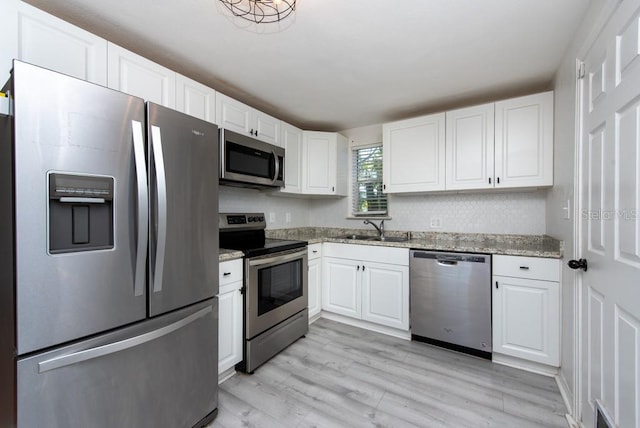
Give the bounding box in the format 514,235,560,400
568,258,588,272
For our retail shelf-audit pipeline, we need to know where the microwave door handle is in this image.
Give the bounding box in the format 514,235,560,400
151,125,167,293
132,120,148,297
271,149,280,185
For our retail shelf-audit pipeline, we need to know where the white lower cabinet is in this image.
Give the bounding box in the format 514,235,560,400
492,255,560,367
322,244,409,331
307,243,323,320
218,259,243,375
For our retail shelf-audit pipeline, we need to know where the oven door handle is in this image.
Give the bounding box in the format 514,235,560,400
271,149,280,185
248,248,307,267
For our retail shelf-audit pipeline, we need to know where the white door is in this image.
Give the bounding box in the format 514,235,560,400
218,284,243,374
495,92,554,188
279,122,303,193
383,113,446,193
322,257,360,318
107,43,176,107
492,275,560,366
253,110,280,146
14,1,107,85
175,74,216,123
445,103,495,190
577,1,640,426
308,257,322,319
303,131,336,195
361,262,409,330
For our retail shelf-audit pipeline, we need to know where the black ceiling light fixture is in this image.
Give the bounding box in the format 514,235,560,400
218,0,296,24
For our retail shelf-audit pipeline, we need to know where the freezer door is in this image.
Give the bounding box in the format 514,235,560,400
147,103,219,316
13,61,148,355
17,299,218,428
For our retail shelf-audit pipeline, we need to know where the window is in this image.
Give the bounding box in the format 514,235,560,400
352,145,387,216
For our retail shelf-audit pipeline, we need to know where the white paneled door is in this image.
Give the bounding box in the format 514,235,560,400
578,0,640,426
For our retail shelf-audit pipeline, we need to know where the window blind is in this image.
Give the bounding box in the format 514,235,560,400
352,145,387,216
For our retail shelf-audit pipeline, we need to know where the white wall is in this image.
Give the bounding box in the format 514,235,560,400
547,0,610,414
219,186,311,228
308,124,547,235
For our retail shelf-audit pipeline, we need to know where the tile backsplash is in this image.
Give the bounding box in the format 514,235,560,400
309,190,547,235
219,185,547,235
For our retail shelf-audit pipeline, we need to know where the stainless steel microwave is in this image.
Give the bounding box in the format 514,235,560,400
219,129,285,188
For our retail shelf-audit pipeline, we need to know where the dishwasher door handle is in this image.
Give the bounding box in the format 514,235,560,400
436,260,458,266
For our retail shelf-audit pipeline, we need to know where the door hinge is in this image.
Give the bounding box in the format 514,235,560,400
577,62,586,80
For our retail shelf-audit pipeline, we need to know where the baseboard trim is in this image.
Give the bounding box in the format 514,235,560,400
492,353,559,377
555,371,576,424
319,312,411,340
218,367,236,384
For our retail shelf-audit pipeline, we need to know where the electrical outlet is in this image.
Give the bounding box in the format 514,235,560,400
430,217,442,229
562,199,571,220
285,212,291,223
269,212,276,223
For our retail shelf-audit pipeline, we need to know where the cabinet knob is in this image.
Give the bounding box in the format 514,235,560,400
332,186,335,192
519,266,529,270
568,258,588,272
497,177,500,184
488,177,492,184
223,272,231,276
357,265,360,271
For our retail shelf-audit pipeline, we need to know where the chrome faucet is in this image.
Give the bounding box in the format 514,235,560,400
363,219,385,240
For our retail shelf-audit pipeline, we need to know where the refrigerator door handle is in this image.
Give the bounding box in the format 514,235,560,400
37,306,212,373
132,120,148,297
151,125,167,293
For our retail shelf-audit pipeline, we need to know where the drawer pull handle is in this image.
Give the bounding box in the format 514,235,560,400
519,266,530,270
223,272,231,276
312,250,318,253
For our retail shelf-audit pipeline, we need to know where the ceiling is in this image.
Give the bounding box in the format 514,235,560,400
25,0,592,131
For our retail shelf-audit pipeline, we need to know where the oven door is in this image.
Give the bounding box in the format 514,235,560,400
245,248,308,339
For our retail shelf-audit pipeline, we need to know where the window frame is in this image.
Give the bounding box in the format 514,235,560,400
350,143,388,218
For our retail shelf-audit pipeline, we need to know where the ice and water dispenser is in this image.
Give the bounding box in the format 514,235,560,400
48,173,114,253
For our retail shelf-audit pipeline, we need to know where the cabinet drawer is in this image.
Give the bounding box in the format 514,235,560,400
308,243,322,260
493,255,560,282
219,259,243,287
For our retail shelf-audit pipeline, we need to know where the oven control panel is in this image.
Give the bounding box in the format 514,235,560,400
219,213,266,230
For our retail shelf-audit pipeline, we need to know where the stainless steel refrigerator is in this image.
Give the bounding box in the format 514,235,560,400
0,61,219,427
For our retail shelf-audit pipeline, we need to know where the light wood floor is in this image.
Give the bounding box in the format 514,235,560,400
208,318,568,427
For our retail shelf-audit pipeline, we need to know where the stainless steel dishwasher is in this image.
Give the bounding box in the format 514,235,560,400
410,250,492,359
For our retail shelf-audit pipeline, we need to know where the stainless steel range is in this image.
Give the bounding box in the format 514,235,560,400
219,213,308,373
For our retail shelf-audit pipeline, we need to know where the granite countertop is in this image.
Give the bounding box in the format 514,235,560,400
219,248,243,262
265,227,563,259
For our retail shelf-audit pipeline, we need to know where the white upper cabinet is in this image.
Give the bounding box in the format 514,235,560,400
302,131,348,196
446,103,495,190
175,74,216,123
279,122,304,194
107,43,176,107
383,113,446,193
2,0,107,85
215,93,280,145
494,91,554,188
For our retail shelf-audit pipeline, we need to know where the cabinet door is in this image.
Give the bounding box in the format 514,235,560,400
303,131,336,195
308,257,322,320
218,282,243,374
253,110,280,146
13,1,107,85
322,257,360,318
361,262,409,330
445,103,495,190
383,112,446,193
492,275,560,366
107,43,175,107
175,74,216,123
279,122,303,193
215,93,251,135
494,91,554,188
